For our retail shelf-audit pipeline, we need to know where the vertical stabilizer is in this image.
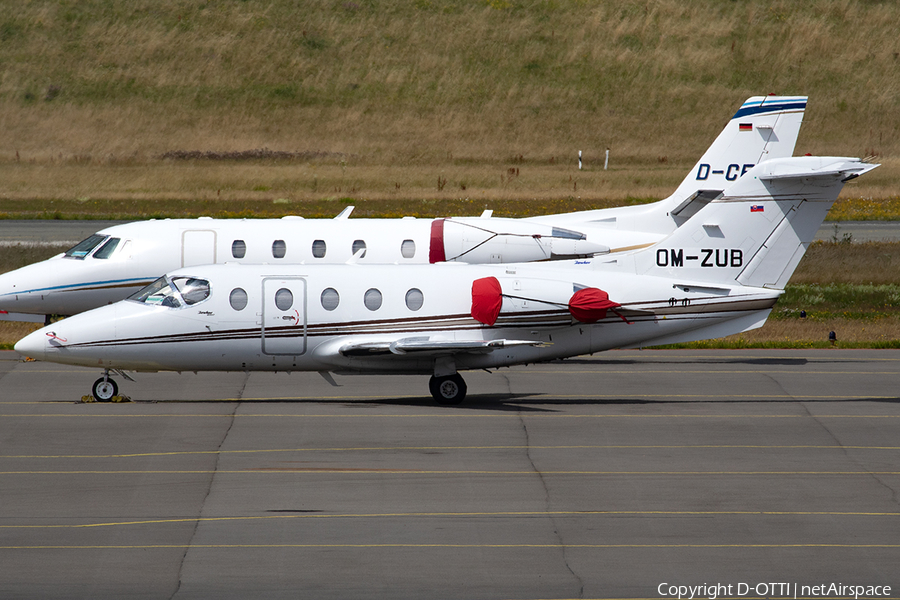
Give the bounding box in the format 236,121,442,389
528,96,807,236
669,96,807,203
638,157,878,289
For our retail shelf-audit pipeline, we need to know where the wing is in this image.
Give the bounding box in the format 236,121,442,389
338,336,545,358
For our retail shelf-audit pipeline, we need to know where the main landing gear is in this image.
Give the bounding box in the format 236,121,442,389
428,374,467,405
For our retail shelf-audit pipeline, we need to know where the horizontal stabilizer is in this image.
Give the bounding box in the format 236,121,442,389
755,159,878,181
670,190,723,219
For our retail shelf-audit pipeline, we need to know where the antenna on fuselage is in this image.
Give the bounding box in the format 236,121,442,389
334,206,354,219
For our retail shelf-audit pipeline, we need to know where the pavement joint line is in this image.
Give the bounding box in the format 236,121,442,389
2,510,897,529
2,444,899,459
2,543,899,549
2,470,899,475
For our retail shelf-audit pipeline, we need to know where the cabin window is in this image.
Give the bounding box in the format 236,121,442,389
275,288,293,310
401,239,416,259
92,237,121,259
232,240,247,259
320,288,340,311
272,240,287,259
65,235,107,259
172,277,211,305
551,227,586,240
229,288,248,311
405,288,424,311
364,288,382,311
352,239,367,258
312,239,326,258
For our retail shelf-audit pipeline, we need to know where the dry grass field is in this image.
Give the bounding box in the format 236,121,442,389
1,0,898,205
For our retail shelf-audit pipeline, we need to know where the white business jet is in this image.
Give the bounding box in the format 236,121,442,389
0,96,806,322
15,154,875,404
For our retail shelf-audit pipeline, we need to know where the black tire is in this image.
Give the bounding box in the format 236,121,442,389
92,377,118,402
429,374,467,405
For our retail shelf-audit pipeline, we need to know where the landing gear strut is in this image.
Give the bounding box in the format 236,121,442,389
92,371,118,402
429,374,467,405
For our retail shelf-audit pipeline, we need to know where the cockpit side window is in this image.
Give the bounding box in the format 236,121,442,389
172,277,211,305
129,276,183,308
128,276,210,308
64,235,108,259
92,237,121,259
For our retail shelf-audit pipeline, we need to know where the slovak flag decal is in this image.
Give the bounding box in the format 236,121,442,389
750,205,764,212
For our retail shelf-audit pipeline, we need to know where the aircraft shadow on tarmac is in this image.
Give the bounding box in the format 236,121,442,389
140,392,900,412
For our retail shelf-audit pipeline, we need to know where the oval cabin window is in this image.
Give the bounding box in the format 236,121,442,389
320,288,340,311
272,240,287,259
232,240,246,259
275,288,293,311
352,240,367,258
364,288,382,311
405,288,424,311
401,239,416,259
229,288,248,311
312,240,326,258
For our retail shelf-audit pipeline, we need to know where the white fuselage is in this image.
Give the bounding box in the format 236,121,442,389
0,215,631,317
14,260,779,374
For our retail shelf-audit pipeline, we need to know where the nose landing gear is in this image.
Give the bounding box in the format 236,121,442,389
89,369,134,402
92,374,119,402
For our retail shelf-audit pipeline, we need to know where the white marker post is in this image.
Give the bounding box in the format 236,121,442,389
604,148,609,170
578,150,582,170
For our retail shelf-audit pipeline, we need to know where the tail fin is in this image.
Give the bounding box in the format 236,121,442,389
668,96,807,206
638,156,878,289
530,95,807,234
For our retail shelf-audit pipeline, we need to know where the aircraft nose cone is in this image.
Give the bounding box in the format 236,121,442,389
14,329,51,359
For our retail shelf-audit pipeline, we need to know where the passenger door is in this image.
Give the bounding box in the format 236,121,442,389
261,277,307,355
182,230,217,267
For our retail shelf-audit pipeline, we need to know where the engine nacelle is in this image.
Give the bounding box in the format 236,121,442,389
429,218,609,264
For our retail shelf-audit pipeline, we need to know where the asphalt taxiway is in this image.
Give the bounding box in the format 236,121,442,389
0,349,898,599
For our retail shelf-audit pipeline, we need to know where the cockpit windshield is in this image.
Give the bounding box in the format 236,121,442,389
65,235,108,259
92,237,121,259
129,276,210,308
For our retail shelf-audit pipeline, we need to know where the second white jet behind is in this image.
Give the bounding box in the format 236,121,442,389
0,96,806,319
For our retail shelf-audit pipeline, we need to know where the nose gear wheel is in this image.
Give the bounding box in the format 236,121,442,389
92,375,118,402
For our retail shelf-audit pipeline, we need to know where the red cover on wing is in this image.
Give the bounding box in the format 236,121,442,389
471,276,503,326
568,287,620,323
